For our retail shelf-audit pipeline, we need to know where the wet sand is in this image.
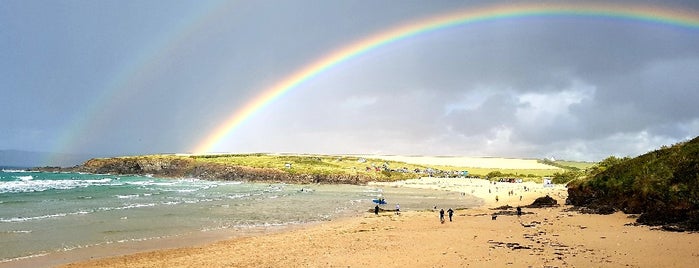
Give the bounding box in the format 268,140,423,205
57,177,699,268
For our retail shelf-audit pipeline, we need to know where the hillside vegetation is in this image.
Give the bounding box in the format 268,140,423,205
567,136,699,230
42,154,581,184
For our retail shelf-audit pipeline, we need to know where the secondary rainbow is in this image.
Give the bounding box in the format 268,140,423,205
46,1,231,165
192,2,699,154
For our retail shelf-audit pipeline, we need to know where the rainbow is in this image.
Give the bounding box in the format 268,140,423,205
46,1,232,165
192,2,699,154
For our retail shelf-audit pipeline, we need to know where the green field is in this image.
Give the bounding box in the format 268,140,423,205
553,160,596,170
186,154,579,181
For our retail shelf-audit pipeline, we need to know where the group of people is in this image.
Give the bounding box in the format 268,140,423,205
439,208,454,223
374,203,400,215
373,204,456,224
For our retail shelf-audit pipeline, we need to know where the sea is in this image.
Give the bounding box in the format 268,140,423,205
0,168,480,264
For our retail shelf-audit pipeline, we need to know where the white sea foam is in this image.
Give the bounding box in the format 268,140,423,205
124,180,155,186
0,208,100,223
2,230,32,234
175,189,197,193
1,213,68,223
0,178,113,193
1,169,33,173
149,182,177,186
17,175,33,181
116,194,139,199
227,193,252,199
0,253,49,263
0,202,162,223
97,203,157,211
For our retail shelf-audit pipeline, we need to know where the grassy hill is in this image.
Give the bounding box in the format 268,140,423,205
188,154,571,181
50,153,578,184
567,136,699,230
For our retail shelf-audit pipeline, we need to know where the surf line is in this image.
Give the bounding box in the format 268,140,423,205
192,2,699,154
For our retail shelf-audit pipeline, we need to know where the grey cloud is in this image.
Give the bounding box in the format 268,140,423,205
4,0,699,162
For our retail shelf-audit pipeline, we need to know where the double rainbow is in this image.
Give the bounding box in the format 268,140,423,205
192,2,699,154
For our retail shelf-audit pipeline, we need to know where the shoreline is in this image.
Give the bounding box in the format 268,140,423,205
10,178,699,267
1,217,330,268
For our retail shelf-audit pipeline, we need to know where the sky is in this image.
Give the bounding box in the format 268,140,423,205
2,0,699,164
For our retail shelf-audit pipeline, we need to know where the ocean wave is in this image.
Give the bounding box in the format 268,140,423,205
0,253,49,263
0,208,97,223
1,169,34,173
116,194,139,199
175,189,198,193
227,193,252,199
17,175,33,181
363,188,384,193
97,203,157,211
0,213,69,223
1,230,32,234
0,202,161,223
124,180,156,186
0,178,114,193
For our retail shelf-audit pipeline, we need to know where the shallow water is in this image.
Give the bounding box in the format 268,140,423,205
0,170,480,262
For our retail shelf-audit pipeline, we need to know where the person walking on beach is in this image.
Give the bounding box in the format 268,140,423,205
395,204,400,215
447,208,454,222
439,208,445,223
375,205,379,215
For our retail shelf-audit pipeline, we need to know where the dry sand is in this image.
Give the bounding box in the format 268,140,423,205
55,177,699,268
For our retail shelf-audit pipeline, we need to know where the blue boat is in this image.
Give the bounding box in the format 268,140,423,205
372,198,387,204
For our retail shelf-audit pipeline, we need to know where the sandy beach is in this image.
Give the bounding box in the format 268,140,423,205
51,177,699,268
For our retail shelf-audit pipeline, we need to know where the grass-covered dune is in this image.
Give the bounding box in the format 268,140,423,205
567,136,699,230
47,153,582,184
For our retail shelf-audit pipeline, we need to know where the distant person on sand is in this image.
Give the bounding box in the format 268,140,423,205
516,206,522,217
495,195,499,202
447,208,454,222
375,205,379,215
439,208,445,223
395,204,400,215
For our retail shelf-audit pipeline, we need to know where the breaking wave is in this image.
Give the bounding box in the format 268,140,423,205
0,178,114,194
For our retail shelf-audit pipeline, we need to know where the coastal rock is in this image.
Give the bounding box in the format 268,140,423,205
526,195,558,208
